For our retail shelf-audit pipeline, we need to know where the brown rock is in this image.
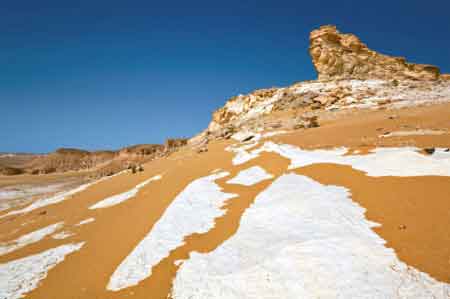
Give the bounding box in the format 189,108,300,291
423,148,435,155
441,74,450,81
309,25,441,81
294,115,319,129
196,145,208,154
313,95,337,106
0,166,24,176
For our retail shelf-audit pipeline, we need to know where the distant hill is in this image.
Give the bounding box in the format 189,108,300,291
0,140,187,176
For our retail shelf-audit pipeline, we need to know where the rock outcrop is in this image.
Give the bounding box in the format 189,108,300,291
198,25,450,141
309,25,441,81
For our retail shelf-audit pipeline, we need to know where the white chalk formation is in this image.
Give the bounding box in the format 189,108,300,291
172,174,450,298
107,172,236,291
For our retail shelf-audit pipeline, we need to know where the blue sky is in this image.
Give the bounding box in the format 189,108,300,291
1,0,449,153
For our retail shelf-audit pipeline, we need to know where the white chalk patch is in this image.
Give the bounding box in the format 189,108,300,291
52,231,75,240
230,129,286,144
261,130,287,138
0,190,25,201
234,142,450,176
75,217,95,226
172,174,450,299
89,175,162,209
0,242,84,299
0,174,119,218
226,141,260,165
0,183,92,218
0,222,64,256
107,172,236,291
0,183,68,202
380,129,447,138
231,131,261,142
226,166,273,186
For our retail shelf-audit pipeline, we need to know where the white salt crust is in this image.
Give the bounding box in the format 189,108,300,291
89,175,162,209
0,183,68,209
0,173,122,218
172,174,450,299
233,142,450,177
380,129,447,138
0,184,93,219
107,172,237,291
51,231,74,240
226,166,273,186
75,217,95,226
0,222,64,256
0,242,85,299
226,141,260,166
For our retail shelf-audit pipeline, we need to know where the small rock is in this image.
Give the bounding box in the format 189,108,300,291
197,146,208,153
310,102,322,110
241,135,254,142
398,224,407,230
423,148,435,155
131,165,137,174
294,115,319,129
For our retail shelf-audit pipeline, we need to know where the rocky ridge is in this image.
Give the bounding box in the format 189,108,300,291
0,139,188,176
309,25,443,81
194,25,450,145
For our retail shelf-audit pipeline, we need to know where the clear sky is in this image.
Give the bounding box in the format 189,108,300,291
1,0,449,153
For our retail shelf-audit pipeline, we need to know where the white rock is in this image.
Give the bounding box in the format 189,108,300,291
107,172,236,291
173,174,450,299
226,166,273,186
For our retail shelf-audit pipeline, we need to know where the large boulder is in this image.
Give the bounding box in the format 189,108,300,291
309,25,441,81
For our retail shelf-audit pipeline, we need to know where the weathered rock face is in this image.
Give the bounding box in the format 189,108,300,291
196,25,450,143
164,138,188,150
309,25,441,81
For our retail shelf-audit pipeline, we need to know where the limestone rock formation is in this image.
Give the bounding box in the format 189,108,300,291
199,25,450,140
309,25,441,81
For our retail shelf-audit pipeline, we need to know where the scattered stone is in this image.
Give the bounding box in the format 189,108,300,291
241,135,255,142
273,91,319,111
197,146,208,154
314,95,337,106
294,115,319,129
165,138,188,151
423,148,435,155
377,99,392,106
310,102,322,110
398,224,407,230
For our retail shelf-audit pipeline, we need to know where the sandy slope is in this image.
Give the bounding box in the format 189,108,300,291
0,103,449,298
